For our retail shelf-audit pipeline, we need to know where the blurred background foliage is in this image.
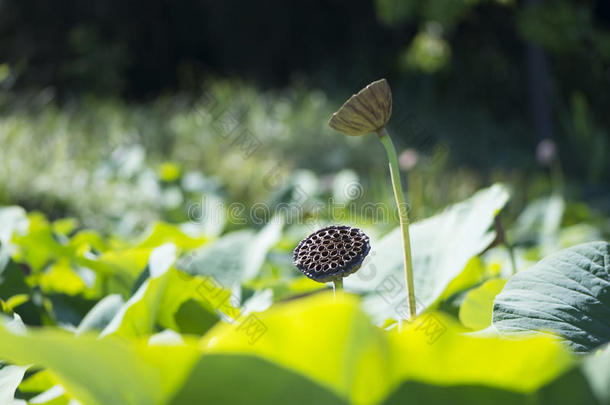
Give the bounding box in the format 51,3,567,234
0,0,608,236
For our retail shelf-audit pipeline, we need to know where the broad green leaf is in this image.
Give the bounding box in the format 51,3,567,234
67,230,108,254
201,291,575,405
0,364,28,404
183,219,283,286
19,370,58,394
0,206,28,274
381,382,529,405
581,345,610,404
493,241,610,352
181,230,254,286
82,248,150,293
439,256,485,301
135,222,208,250
512,194,564,249
169,354,349,405
383,366,603,405
51,218,78,237
245,276,326,303
459,278,507,330
0,324,201,405
581,344,610,404
529,343,610,405
101,244,177,337
101,244,221,338
390,316,573,394
347,184,509,323
38,259,86,296
3,294,29,311
0,262,29,300
201,292,392,405
559,223,603,250
12,213,74,272
75,294,124,335
383,313,577,404
0,262,43,325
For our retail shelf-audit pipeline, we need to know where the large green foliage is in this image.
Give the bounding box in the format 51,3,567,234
0,185,608,404
1,293,603,405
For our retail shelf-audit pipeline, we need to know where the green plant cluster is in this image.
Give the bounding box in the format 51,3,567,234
0,181,608,404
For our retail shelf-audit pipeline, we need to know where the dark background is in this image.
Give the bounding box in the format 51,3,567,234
1,0,609,193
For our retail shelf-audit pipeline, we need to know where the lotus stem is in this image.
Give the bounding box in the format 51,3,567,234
333,279,343,298
377,127,416,321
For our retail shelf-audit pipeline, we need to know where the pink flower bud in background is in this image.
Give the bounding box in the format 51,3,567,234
536,139,556,166
399,148,419,171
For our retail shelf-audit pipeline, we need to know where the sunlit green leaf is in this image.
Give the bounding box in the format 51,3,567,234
169,354,348,405
135,222,207,250
19,369,58,394
0,324,200,405
348,184,509,323
459,278,507,330
201,292,575,405
38,259,86,296
101,244,221,338
51,218,78,237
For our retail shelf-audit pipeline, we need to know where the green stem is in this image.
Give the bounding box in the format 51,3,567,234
507,244,518,275
377,128,416,321
494,216,518,275
333,279,343,298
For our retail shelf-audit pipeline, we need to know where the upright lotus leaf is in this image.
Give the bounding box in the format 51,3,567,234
346,184,509,323
493,241,610,353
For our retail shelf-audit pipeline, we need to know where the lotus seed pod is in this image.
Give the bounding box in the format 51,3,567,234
328,79,392,136
293,225,371,283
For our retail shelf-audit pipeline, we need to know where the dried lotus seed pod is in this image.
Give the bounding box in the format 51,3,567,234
293,225,371,283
